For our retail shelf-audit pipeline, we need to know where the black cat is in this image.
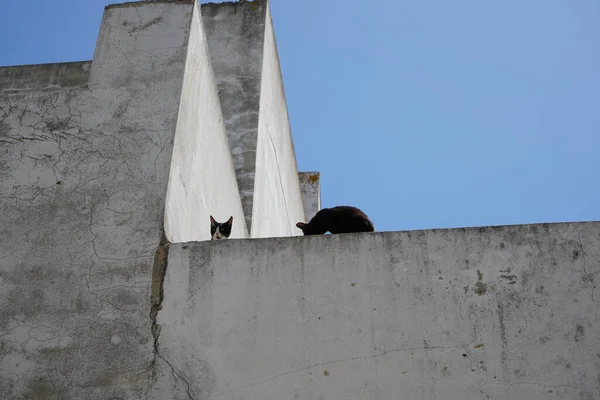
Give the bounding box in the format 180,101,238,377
210,215,233,240
296,206,375,235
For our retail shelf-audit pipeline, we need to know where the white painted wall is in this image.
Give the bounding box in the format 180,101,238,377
164,1,248,242
156,222,600,399
251,4,306,238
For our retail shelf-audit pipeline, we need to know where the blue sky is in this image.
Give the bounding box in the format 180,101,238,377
1,0,599,232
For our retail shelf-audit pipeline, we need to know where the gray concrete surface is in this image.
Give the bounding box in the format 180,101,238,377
158,221,600,399
0,61,91,92
299,171,321,222
202,0,266,233
202,0,305,238
164,0,248,242
0,1,313,397
0,2,197,398
252,4,306,238
9,1,584,399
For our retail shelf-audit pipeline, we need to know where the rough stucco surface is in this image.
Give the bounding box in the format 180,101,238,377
0,2,195,398
299,171,321,222
164,1,248,242
157,222,600,400
252,4,305,238
201,0,266,233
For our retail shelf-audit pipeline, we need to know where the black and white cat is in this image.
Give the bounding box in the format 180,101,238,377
296,206,375,235
210,215,233,240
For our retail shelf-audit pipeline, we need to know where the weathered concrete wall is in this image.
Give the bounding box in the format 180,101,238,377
299,171,321,222
165,0,248,242
252,4,306,238
157,221,600,399
0,0,319,397
0,1,198,398
0,61,91,92
201,0,266,233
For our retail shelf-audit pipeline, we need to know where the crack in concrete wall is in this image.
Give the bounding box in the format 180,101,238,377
150,237,169,353
149,237,196,400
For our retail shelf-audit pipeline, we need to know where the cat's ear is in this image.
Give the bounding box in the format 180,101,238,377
210,215,216,225
296,222,307,230
226,216,233,226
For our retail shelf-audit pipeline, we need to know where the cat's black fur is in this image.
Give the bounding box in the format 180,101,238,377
296,206,375,235
210,215,233,240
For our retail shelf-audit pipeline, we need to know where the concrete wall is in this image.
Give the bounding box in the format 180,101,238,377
201,1,266,233
0,61,91,92
252,4,306,238
0,2,197,398
165,0,248,242
202,0,305,237
299,171,321,222
156,221,600,399
3,3,599,400
0,1,311,397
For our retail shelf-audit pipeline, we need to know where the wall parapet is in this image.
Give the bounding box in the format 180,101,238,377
0,61,91,92
155,221,600,399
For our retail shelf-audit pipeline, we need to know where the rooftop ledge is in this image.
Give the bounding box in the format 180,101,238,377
0,61,92,92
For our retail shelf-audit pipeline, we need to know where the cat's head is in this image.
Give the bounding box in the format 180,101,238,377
296,222,311,235
296,221,327,235
210,215,233,240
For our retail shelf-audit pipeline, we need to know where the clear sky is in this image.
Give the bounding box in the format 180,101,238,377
1,0,599,232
